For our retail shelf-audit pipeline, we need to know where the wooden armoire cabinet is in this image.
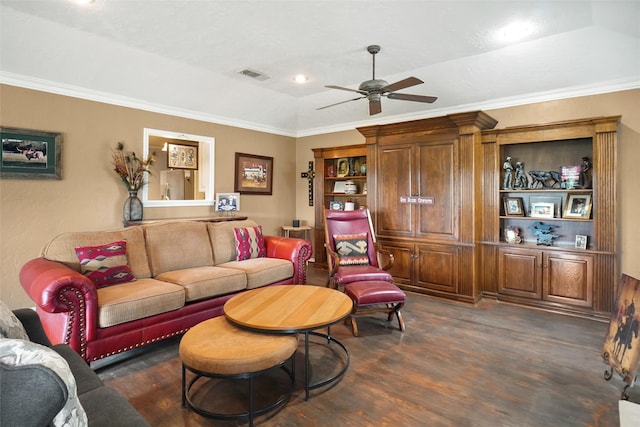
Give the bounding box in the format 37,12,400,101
358,111,498,303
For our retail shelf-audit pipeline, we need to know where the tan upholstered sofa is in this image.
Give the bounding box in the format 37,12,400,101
19,219,312,362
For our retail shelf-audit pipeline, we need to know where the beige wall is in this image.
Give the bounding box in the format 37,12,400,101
296,89,640,283
0,85,296,307
2,85,638,309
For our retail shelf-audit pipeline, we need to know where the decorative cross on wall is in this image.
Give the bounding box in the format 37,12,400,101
300,161,315,206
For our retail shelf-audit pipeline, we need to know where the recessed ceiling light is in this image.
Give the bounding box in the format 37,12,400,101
294,74,308,84
73,0,95,5
494,21,535,42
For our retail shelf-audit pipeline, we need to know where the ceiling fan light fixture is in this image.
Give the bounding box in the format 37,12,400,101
294,74,308,84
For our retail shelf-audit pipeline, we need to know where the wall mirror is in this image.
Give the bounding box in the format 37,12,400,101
142,128,215,207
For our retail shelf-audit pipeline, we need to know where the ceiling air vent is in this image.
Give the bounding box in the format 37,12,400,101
238,68,270,81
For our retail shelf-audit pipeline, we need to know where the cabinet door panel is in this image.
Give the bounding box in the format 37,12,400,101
377,146,414,236
498,248,542,299
544,252,593,307
415,244,459,293
416,141,457,239
379,241,413,285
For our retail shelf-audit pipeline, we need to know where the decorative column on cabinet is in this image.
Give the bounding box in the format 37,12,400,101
357,111,498,303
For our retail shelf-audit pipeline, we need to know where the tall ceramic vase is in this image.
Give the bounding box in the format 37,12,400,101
123,190,143,222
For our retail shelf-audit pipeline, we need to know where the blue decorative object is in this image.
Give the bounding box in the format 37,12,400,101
528,221,559,246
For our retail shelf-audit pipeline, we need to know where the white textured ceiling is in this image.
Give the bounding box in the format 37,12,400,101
1,0,639,136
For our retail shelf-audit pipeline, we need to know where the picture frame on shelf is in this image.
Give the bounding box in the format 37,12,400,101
215,192,240,212
530,195,562,218
167,143,198,170
575,234,588,249
234,152,273,195
1,126,62,180
336,158,349,177
530,202,555,219
503,197,524,216
563,194,592,219
329,200,344,210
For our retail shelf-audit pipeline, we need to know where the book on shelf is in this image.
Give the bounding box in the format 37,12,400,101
560,165,581,189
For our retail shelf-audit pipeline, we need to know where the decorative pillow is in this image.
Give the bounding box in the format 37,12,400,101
234,226,266,261
0,300,29,340
333,233,369,266
0,339,88,427
74,240,136,288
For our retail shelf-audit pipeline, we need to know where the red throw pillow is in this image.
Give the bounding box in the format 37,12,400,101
234,226,267,261
333,233,369,266
74,240,136,288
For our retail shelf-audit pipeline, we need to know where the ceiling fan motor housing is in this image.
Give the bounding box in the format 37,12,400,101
359,79,388,93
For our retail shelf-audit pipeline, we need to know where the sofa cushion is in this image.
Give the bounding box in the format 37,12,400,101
42,226,152,279
207,219,258,264
0,300,29,340
96,278,185,328
75,240,136,288
217,258,293,289
0,339,88,427
334,233,370,266
51,344,103,396
144,221,214,276
234,226,266,261
156,266,247,302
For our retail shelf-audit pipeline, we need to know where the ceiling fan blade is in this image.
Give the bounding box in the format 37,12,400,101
317,96,366,110
369,99,382,115
387,93,438,103
383,77,423,93
325,85,368,95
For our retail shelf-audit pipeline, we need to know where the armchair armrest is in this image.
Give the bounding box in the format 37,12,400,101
19,257,98,358
12,308,52,346
263,236,312,284
374,243,395,271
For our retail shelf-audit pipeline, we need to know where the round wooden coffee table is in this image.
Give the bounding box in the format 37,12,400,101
224,285,353,400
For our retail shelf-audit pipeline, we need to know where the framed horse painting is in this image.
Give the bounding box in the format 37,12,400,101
603,274,640,398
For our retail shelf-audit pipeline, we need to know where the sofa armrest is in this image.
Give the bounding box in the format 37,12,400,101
263,236,312,284
19,257,98,359
13,308,52,346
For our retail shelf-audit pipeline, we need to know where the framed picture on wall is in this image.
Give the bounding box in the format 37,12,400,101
167,143,198,170
1,127,62,180
234,152,273,195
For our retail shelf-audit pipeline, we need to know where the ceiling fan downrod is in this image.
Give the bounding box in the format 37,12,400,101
367,45,380,80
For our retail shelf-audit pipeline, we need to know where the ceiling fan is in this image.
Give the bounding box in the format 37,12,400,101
318,45,438,115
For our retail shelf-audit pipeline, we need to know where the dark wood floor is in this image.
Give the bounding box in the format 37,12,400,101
96,265,636,426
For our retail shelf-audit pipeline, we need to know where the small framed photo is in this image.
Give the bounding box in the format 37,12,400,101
563,194,592,219
336,158,350,177
234,152,273,195
1,127,62,180
503,197,524,216
215,192,240,212
575,234,588,249
167,143,198,170
530,202,555,219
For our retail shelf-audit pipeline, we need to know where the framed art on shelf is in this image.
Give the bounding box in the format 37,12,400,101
234,152,273,195
215,192,240,212
503,197,524,216
1,127,62,180
575,234,588,249
530,202,555,219
167,143,198,170
336,158,349,177
563,194,592,219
